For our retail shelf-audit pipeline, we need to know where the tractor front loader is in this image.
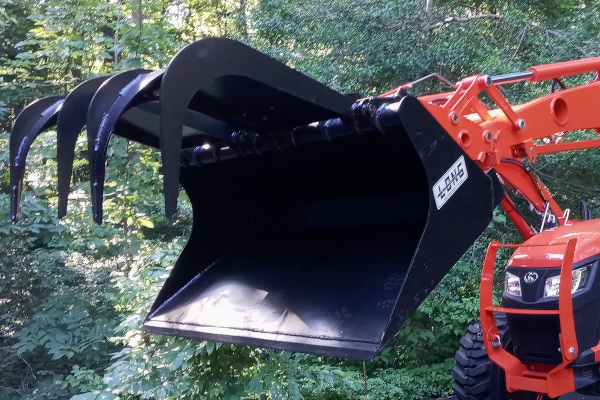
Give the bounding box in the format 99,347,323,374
8,37,600,399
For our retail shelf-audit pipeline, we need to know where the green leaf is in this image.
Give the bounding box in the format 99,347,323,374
127,57,142,69
138,218,154,228
155,388,167,400
206,341,215,355
248,375,263,393
172,352,185,369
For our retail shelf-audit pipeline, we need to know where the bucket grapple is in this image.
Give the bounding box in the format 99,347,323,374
9,38,503,360
10,95,65,222
56,76,109,218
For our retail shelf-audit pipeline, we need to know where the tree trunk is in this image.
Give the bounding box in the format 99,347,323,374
131,0,142,26
237,0,248,38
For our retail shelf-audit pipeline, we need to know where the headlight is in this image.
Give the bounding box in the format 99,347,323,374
543,266,590,298
505,272,522,297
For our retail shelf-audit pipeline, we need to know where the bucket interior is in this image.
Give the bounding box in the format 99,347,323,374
144,128,429,359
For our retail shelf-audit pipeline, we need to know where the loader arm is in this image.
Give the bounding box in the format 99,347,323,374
403,57,600,238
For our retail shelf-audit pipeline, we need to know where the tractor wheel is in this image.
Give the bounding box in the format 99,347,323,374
453,314,550,400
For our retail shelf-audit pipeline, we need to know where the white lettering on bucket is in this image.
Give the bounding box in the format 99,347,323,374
432,156,468,210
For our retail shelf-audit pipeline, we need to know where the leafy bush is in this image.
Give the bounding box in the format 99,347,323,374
302,358,454,400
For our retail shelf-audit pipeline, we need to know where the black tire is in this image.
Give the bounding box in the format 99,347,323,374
453,314,550,400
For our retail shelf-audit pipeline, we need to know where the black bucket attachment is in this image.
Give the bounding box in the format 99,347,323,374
9,38,503,360
144,97,503,360
83,67,240,223
10,96,65,222
85,69,155,223
57,76,109,218
142,38,504,360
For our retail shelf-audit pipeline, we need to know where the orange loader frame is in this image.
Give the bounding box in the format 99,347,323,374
385,56,600,240
481,240,578,398
386,57,600,397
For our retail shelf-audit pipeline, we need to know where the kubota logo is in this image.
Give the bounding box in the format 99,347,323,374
524,272,539,284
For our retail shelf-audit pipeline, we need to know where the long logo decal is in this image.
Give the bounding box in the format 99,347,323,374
433,156,468,210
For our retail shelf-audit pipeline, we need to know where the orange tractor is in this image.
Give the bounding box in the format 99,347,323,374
9,38,600,399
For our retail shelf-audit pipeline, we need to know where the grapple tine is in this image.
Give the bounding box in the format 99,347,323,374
85,69,159,224
56,76,109,218
9,96,65,222
159,37,354,218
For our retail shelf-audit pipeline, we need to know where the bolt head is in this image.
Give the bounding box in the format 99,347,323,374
569,347,576,355
517,118,526,130
451,113,459,124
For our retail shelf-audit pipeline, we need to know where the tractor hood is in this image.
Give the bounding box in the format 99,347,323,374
509,219,600,268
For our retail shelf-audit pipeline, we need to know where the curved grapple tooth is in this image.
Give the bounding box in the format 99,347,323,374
56,76,109,218
159,37,353,218
86,69,163,224
9,96,65,222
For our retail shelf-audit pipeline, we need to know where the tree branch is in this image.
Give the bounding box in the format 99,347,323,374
512,25,529,60
426,13,502,30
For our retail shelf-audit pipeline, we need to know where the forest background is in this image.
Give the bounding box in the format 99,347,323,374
1,0,600,399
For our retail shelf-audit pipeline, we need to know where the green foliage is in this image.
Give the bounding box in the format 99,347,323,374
2,0,600,399
302,358,454,400
533,130,600,214
0,200,119,398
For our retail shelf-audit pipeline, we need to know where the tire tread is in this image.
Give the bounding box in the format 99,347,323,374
453,314,508,400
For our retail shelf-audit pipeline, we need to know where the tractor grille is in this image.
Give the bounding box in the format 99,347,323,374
506,314,562,365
